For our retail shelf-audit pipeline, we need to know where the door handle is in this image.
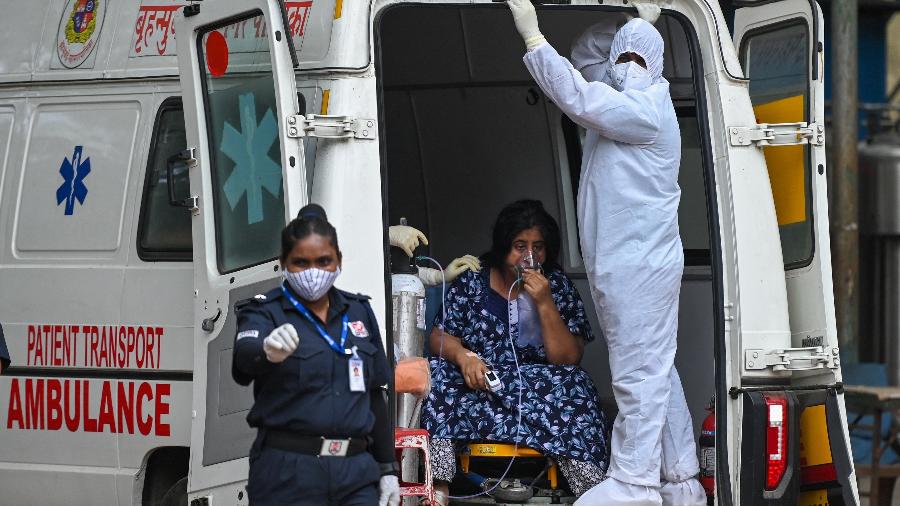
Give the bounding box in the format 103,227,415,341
202,308,222,332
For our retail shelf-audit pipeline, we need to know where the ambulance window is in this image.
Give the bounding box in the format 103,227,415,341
138,99,191,261
198,13,286,273
740,22,814,268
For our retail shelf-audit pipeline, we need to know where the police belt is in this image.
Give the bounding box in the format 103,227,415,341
264,429,368,457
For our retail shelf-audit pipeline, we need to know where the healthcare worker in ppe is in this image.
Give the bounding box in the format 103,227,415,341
389,224,481,286
505,2,706,505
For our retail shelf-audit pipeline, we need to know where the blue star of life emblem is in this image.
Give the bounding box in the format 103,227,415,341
56,145,91,215
221,92,282,225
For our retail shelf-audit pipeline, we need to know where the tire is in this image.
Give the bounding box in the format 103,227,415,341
159,477,188,506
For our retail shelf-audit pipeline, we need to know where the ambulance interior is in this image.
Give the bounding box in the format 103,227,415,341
377,4,716,496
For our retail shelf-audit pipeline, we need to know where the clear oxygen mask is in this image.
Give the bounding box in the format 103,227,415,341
515,250,541,280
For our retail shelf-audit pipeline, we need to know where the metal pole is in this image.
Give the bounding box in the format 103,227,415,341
831,0,860,363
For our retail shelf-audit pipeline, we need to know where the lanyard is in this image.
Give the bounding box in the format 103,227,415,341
281,284,351,356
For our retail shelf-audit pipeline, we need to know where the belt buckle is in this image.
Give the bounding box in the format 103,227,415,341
320,438,350,457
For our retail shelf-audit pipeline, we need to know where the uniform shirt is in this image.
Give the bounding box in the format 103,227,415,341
0,324,9,372
232,285,390,441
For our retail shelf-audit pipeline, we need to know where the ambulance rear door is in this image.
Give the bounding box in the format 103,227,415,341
174,0,307,501
734,2,857,504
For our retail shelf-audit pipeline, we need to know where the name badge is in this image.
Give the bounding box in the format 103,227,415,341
349,357,366,392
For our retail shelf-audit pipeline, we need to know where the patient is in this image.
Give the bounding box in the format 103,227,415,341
421,200,610,504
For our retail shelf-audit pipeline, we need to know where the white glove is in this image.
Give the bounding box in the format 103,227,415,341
389,225,428,258
507,0,546,50
634,1,661,24
417,255,482,287
263,324,299,363
378,475,400,506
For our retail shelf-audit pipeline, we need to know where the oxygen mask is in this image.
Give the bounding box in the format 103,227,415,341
514,250,541,280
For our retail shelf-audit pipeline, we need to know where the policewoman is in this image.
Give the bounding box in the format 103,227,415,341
233,204,400,506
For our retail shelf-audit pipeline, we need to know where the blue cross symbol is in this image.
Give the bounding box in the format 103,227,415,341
56,146,91,216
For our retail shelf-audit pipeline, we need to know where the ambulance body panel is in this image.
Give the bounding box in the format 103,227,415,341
0,0,856,505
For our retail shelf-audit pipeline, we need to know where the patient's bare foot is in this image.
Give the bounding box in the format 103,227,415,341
420,481,450,505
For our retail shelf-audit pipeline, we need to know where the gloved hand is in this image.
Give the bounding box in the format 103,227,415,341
263,324,299,363
389,225,428,258
507,0,546,50
418,255,481,287
378,475,400,506
634,1,661,24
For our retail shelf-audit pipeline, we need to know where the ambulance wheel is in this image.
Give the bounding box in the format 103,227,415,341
160,477,187,506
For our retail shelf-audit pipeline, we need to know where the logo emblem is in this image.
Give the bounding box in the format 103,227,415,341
328,441,343,455
57,146,91,216
348,321,369,338
56,0,106,69
221,93,281,225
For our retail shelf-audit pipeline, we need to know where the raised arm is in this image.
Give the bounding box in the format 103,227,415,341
522,270,584,365
523,44,661,145
506,0,661,145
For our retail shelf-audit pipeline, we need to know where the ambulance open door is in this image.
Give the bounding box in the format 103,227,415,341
734,2,857,504
174,1,307,501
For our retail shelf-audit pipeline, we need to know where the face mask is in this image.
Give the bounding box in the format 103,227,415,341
608,61,653,91
284,267,341,302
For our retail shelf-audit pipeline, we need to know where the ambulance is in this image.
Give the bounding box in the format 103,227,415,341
0,0,857,504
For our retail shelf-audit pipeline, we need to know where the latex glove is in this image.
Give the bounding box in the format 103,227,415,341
634,1,661,24
378,475,400,506
417,255,481,287
263,324,299,363
507,0,546,50
389,225,428,258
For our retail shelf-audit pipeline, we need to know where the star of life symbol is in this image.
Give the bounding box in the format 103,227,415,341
56,146,91,216
221,93,282,225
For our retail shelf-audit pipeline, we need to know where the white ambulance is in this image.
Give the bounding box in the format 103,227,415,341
0,0,857,505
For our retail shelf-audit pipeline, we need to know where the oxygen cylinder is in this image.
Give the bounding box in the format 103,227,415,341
390,219,427,506
391,218,427,385
699,397,716,500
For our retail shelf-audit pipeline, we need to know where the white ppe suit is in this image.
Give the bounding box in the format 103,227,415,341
521,19,704,505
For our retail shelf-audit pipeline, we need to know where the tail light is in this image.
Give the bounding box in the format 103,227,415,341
764,394,788,490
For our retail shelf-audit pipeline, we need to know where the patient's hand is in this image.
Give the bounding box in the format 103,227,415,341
457,351,489,391
522,270,552,308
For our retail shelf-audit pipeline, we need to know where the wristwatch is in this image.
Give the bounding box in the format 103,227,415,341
378,461,401,477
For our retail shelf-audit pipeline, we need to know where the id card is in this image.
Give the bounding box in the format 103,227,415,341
349,357,366,392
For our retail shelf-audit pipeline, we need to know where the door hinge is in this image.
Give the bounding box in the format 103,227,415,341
744,346,840,372
729,122,825,147
285,115,377,140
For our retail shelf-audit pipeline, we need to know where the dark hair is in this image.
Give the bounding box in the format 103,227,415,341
280,204,340,261
482,200,562,272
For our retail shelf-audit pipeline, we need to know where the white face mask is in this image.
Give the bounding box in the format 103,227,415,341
284,267,341,302
608,61,653,91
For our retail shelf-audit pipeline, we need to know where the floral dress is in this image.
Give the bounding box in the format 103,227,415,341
422,268,610,492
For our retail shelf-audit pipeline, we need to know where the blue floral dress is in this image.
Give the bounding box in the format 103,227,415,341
422,268,610,472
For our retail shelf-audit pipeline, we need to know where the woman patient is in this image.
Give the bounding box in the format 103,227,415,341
422,200,610,504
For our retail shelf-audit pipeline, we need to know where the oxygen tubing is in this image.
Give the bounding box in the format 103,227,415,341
415,257,526,500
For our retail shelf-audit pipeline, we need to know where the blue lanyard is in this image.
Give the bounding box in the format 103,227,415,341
281,284,351,356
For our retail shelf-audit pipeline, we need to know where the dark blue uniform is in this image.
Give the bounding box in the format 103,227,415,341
233,285,394,506
0,323,9,373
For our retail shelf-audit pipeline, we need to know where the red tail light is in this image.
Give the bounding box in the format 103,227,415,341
764,394,788,490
